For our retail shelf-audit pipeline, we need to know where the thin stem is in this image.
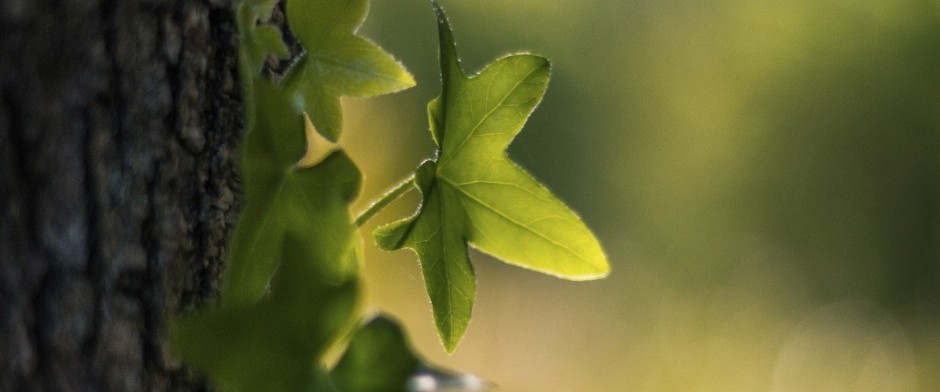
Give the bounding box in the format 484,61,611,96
354,173,417,227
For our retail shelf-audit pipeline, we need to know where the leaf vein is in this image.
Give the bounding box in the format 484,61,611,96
440,65,542,169
439,177,590,265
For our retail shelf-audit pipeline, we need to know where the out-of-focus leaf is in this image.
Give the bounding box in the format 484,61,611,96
332,314,492,392
173,235,360,392
331,315,421,392
285,0,415,141
374,1,609,352
239,0,290,75
222,78,362,308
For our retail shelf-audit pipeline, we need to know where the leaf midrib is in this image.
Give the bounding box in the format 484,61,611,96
437,181,459,344
437,175,593,267
309,54,412,87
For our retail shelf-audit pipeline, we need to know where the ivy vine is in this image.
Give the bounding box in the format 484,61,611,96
172,0,609,390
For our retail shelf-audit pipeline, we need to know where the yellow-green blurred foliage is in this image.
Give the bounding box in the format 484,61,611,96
343,1,939,391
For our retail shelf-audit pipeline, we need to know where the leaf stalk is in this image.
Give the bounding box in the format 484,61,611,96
354,173,417,227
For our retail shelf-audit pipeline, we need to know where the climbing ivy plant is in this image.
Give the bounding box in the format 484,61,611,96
172,0,609,390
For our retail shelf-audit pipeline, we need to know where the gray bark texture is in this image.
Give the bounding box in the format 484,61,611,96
0,0,242,390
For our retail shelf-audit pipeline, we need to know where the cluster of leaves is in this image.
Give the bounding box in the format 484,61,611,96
172,0,609,390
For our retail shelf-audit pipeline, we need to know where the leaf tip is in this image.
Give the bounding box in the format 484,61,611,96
401,68,418,88
568,255,612,281
440,325,466,354
583,265,612,280
430,0,444,16
431,0,461,79
433,284,472,354
443,338,460,354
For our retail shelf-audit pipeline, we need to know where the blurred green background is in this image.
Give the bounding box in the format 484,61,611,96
341,1,940,391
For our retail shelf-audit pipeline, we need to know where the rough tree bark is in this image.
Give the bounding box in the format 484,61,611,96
0,0,242,390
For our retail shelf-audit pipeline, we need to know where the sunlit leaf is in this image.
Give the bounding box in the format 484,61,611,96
374,161,474,351
374,1,609,352
285,0,416,141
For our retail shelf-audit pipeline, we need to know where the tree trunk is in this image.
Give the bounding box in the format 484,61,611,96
0,0,242,390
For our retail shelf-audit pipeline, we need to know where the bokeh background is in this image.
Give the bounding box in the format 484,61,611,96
341,1,939,391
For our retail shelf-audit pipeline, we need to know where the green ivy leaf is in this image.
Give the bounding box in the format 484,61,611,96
222,79,362,308
332,314,493,391
239,0,290,75
374,161,474,352
374,1,609,352
285,0,416,141
331,315,422,392
172,235,360,392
